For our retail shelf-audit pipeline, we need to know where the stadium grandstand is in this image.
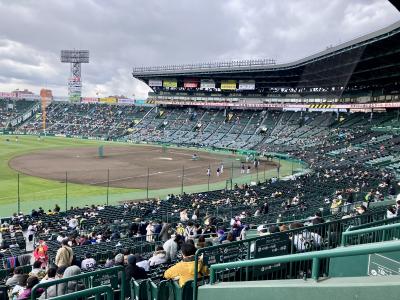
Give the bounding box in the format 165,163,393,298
0,6,400,300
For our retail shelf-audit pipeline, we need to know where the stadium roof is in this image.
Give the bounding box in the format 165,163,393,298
132,20,400,90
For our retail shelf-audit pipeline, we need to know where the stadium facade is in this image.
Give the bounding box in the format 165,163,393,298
132,20,400,110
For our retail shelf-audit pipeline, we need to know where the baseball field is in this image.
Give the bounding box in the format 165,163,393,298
0,135,301,217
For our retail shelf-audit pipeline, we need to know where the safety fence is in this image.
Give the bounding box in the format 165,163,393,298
130,278,193,300
342,222,400,246
346,215,400,231
30,266,125,300
192,209,388,300
208,240,400,284
50,286,114,300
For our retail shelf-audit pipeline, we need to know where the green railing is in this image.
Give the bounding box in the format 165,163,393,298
192,210,387,300
341,222,400,246
130,278,193,300
49,285,114,300
209,240,400,284
31,266,125,300
346,216,400,231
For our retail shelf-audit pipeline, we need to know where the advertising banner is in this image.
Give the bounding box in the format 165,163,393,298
221,80,237,90
163,79,178,88
239,80,255,90
149,79,163,87
118,98,135,104
99,97,117,104
200,79,215,89
184,79,199,88
81,97,99,103
0,92,14,98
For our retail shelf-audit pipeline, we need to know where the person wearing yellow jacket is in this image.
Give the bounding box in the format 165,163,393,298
164,242,208,287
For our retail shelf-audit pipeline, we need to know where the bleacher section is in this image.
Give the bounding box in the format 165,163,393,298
0,100,399,299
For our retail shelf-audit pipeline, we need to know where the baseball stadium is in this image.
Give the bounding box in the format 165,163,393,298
0,1,400,300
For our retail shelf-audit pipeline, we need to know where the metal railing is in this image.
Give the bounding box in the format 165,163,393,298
192,210,387,300
132,59,276,74
209,240,400,284
31,266,125,300
49,286,114,300
346,216,400,232
341,222,400,246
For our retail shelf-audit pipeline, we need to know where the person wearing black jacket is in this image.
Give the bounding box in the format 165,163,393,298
125,255,147,283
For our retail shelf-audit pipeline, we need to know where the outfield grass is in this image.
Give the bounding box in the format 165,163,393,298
0,135,138,216
0,135,305,217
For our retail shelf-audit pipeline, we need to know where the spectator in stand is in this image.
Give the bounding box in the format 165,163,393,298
146,222,155,242
387,206,397,219
55,240,74,268
27,223,36,243
55,266,67,279
135,255,150,272
176,223,185,236
40,266,57,284
196,235,206,249
148,246,168,266
114,254,125,267
81,252,96,270
164,234,179,261
267,225,280,234
290,223,321,252
30,261,46,280
68,217,79,230
122,249,131,265
153,221,162,235
311,211,325,225
39,266,83,299
56,233,66,243
180,209,189,222
261,201,269,214
222,232,234,244
238,225,249,241
33,240,49,268
10,274,29,300
184,222,197,241
159,222,171,242
5,266,24,287
214,230,226,244
18,276,43,300
54,204,61,213
356,205,367,215
125,255,147,283
164,243,208,287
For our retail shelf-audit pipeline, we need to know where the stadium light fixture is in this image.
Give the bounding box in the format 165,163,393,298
61,50,90,102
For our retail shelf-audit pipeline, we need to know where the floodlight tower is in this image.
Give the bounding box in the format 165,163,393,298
60,50,89,102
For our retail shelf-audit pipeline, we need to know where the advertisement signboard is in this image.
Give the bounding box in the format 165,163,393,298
200,79,215,89
149,79,163,87
99,97,117,104
239,80,256,90
118,98,135,104
81,97,99,103
221,80,237,90
184,79,199,88
163,79,178,88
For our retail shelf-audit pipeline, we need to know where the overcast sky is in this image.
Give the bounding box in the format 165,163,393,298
0,0,399,99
